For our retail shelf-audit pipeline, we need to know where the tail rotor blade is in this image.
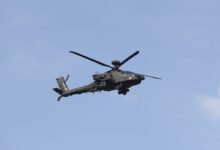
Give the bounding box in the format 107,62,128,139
58,96,63,101
65,74,70,81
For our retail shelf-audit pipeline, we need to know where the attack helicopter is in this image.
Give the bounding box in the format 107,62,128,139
53,51,161,101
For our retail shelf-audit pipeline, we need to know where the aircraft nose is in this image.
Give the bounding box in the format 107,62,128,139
137,74,145,80
140,75,145,80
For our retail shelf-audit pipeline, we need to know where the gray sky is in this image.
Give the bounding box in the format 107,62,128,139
1,0,220,150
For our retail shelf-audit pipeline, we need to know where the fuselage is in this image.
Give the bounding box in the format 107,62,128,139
62,70,145,96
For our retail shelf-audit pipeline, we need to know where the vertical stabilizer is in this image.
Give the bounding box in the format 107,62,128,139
56,76,68,92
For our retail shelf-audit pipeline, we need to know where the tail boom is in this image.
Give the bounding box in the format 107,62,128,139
53,76,98,101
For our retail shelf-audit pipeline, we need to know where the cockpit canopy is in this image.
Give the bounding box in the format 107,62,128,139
121,71,136,76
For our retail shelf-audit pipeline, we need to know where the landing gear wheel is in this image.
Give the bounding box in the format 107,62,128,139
118,89,129,95
122,92,127,95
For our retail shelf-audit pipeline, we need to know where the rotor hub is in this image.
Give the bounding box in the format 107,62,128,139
111,60,121,67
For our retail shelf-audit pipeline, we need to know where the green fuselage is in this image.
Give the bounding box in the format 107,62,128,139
62,70,145,96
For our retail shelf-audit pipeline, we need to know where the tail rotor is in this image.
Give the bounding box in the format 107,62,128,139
53,75,70,101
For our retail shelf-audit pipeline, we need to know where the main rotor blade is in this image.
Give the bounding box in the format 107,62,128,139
118,51,140,68
69,51,114,69
144,75,162,80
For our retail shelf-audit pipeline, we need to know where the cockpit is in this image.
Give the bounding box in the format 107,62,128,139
121,71,136,76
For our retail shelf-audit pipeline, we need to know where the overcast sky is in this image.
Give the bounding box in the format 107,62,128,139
1,0,220,150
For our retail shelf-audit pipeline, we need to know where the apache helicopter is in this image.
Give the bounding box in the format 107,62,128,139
53,51,161,101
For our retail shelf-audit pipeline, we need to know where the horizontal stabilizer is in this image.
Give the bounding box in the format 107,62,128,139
53,88,63,94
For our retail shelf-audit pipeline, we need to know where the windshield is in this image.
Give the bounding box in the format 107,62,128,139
121,71,136,76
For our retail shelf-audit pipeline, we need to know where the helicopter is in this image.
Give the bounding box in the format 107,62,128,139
53,51,161,101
